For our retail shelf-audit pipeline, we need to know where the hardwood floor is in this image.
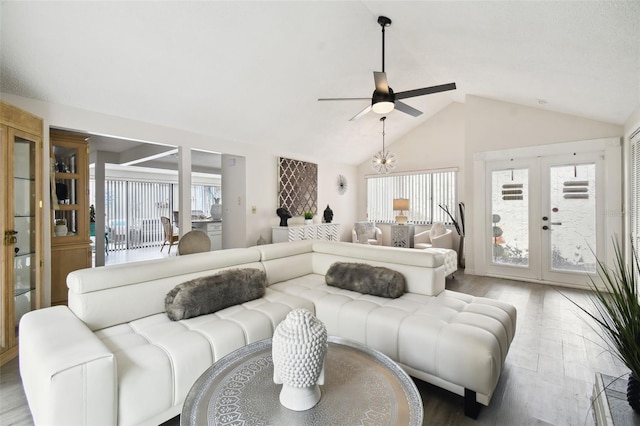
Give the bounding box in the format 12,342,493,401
0,270,629,425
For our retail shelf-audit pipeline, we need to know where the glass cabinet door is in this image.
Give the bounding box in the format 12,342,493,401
13,133,37,327
52,143,80,237
1,127,41,358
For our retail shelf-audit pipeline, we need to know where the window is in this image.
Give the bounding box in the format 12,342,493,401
90,179,220,250
366,169,457,224
632,128,640,250
191,184,221,216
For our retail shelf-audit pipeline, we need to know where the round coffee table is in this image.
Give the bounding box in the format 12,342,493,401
182,336,423,425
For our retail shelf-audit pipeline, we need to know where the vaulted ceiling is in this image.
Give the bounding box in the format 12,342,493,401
1,1,638,165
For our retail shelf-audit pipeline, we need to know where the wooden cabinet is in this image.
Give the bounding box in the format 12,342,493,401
0,101,44,366
50,130,91,305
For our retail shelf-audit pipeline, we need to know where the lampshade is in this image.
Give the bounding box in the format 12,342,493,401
393,198,409,225
393,198,409,211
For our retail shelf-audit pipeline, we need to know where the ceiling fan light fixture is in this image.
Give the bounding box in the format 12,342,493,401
372,100,394,114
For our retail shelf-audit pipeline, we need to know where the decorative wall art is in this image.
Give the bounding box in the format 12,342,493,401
278,157,318,216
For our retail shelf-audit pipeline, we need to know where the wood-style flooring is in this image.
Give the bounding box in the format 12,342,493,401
0,270,630,426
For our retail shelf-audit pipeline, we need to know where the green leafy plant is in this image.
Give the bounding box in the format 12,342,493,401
567,237,640,383
304,212,314,220
89,204,96,223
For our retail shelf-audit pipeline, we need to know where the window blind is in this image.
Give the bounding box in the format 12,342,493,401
366,169,457,224
631,128,640,251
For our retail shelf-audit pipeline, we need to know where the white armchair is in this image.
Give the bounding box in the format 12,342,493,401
352,221,382,245
414,222,453,250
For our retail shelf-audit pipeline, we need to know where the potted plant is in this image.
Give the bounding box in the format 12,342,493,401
304,212,314,225
567,237,640,413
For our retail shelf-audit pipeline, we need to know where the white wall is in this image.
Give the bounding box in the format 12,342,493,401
356,102,466,244
464,96,623,274
357,96,625,276
2,93,358,306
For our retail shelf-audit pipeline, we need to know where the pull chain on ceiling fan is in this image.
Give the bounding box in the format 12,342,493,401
318,16,457,121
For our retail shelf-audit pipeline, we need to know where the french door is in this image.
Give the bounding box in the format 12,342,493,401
486,152,604,287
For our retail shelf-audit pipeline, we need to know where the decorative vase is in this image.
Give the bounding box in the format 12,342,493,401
304,219,313,225
54,224,68,237
210,203,222,220
629,374,640,413
272,309,327,411
323,205,333,223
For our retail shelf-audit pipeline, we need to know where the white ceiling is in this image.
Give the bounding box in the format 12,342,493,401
2,1,638,165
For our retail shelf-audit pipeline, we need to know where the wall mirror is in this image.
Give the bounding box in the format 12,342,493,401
277,157,317,216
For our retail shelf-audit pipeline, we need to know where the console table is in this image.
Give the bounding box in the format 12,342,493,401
182,336,423,425
272,223,340,243
391,224,414,248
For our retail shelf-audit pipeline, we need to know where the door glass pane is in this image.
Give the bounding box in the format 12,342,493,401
491,169,529,266
549,164,596,273
14,137,36,327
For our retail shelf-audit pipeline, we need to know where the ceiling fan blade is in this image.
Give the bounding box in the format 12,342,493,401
373,72,389,94
395,82,457,100
394,101,423,117
318,97,370,101
349,105,372,121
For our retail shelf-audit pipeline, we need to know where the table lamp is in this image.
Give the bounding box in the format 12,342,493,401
393,198,409,225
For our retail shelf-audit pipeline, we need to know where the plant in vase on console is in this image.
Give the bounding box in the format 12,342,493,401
304,212,314,225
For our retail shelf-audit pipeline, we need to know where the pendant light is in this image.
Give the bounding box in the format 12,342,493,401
371,116,396,174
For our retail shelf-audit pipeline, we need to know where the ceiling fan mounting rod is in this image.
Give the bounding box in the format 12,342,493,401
378,16,392,73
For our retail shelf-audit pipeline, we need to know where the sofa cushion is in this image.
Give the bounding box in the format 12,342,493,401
325,262,405,298
165,268,266,320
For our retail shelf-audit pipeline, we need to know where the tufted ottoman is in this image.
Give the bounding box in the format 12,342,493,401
423,247,457,276
269,276,516,418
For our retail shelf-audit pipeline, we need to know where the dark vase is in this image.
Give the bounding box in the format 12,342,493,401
629,373,640,413
323,205,333,223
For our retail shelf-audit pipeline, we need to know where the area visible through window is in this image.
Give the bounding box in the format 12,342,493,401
366,169,457,224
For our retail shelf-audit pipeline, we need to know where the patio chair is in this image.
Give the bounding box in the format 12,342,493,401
160,216,179,253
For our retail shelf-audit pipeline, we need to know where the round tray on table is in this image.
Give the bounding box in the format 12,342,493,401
182,335,423,425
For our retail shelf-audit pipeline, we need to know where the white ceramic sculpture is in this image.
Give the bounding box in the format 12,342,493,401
272,308,328,411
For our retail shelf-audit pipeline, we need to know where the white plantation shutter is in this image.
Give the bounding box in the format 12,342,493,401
366,169,457,224
631,128,640,252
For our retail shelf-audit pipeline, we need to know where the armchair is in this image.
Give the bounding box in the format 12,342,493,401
414,222,453,250
352,221,382,245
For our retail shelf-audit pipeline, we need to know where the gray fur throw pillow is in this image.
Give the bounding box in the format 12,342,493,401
165,268,266,321
325,262,405,298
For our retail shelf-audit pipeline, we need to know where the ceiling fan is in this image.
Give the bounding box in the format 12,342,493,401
318,16,456,121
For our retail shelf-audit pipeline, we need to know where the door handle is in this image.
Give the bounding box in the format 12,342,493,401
550,222,562,225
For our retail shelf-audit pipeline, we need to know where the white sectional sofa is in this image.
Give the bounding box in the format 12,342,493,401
19,241,516,425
